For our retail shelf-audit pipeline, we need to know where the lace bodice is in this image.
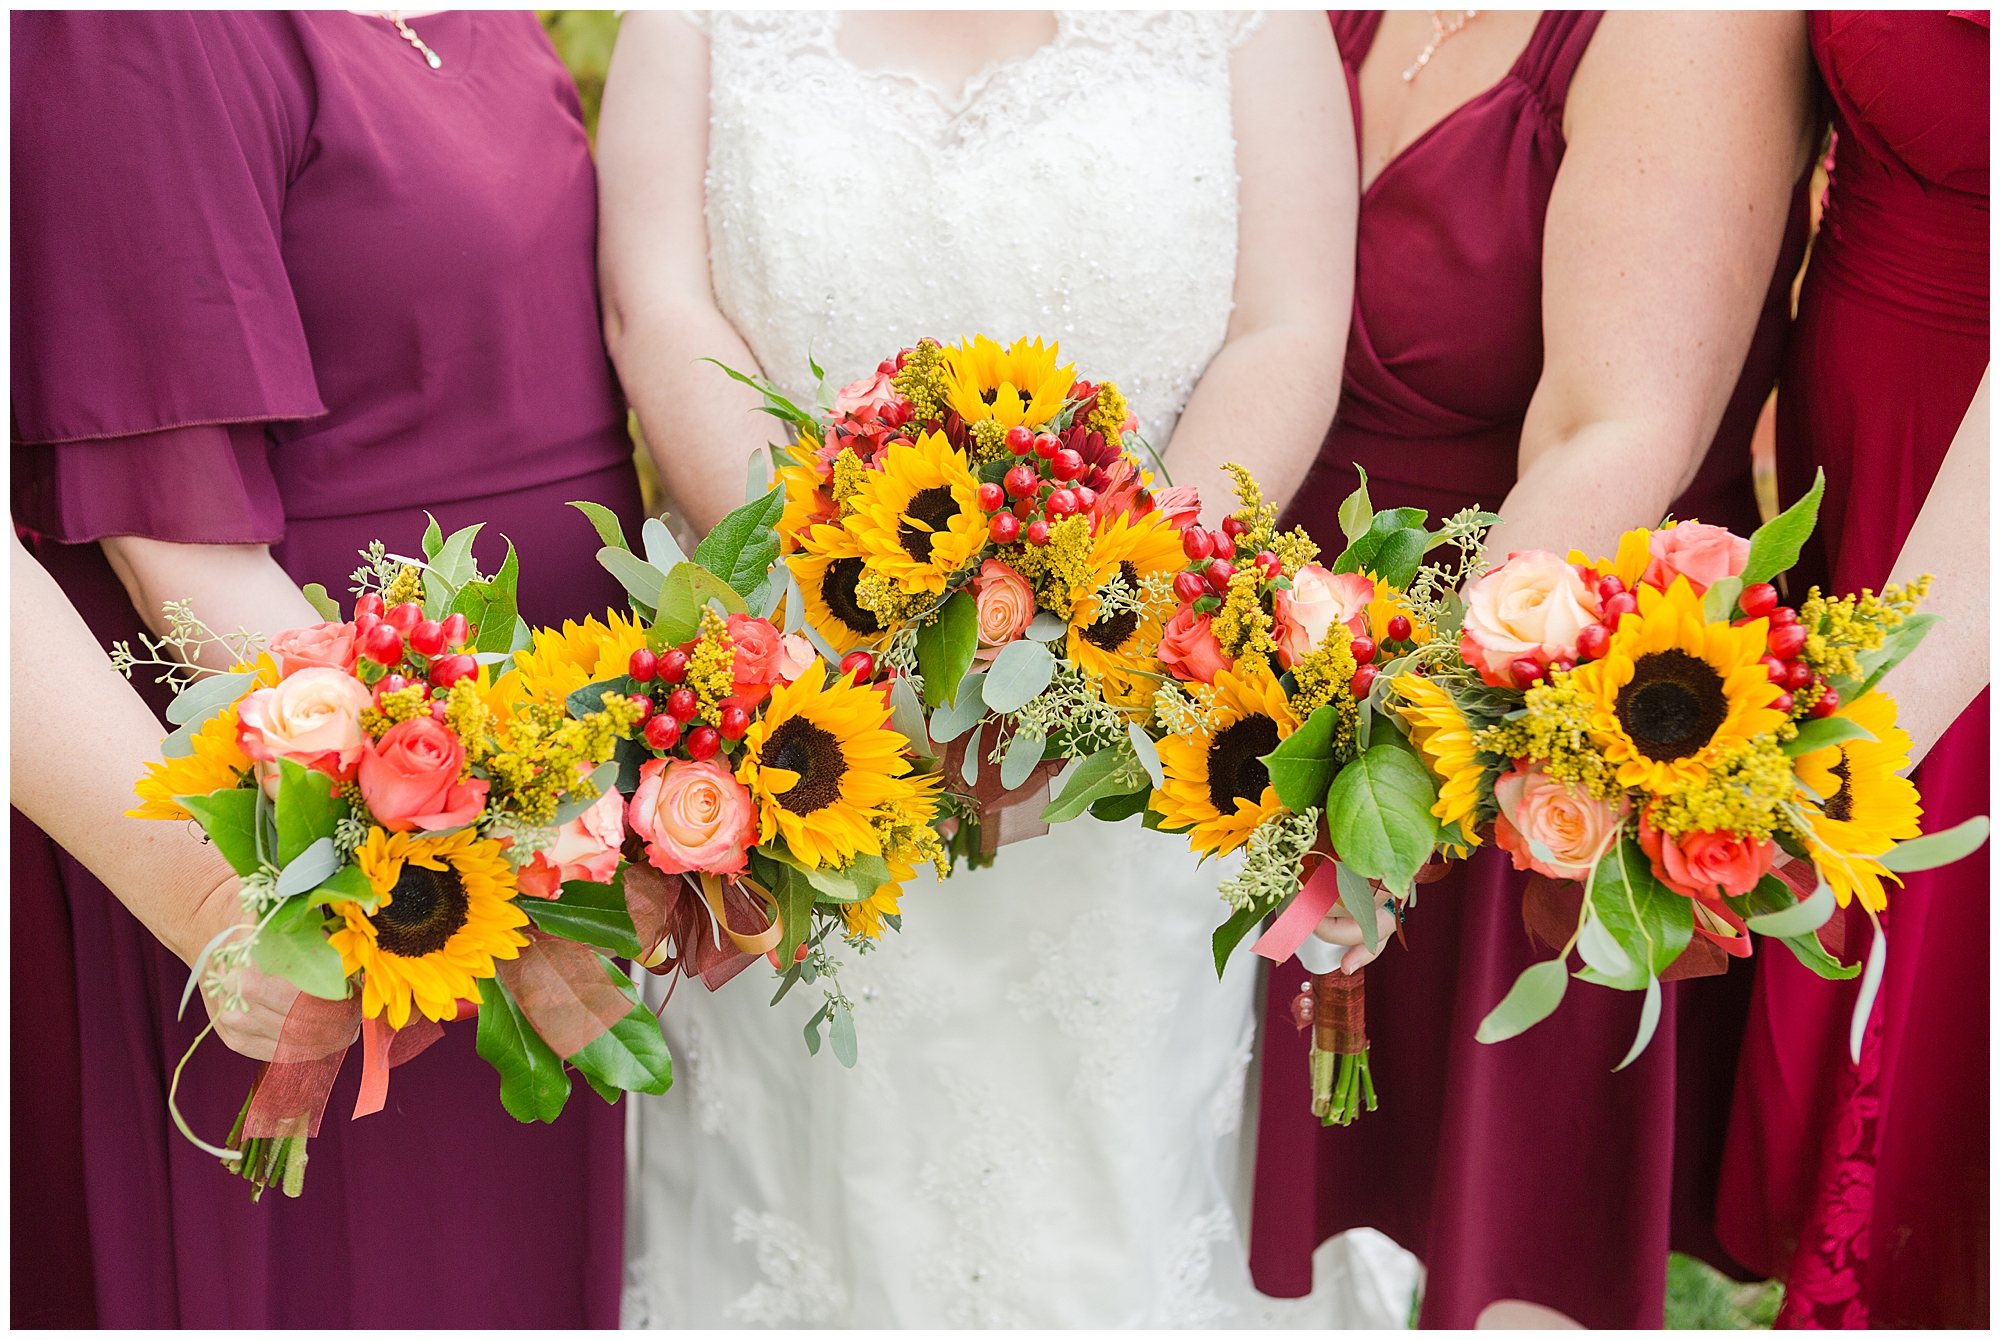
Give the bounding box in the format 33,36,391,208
697,9,1260,446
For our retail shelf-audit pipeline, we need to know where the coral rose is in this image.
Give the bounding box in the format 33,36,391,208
833,368,900,418
236,667,373,783
1641,522,1751,596
515,784,626,899
1158,607,1232,684
1149,485,1204,531
726,615,785,706
628,758,756,875
972,560,1034,661
1492,768,1625,881
1273,564,1376,668
1637,808,1766,955
268,621,360,678
1459,550,1602,687
357,717,490,833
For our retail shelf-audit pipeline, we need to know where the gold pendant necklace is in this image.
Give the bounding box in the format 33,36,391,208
1402,10,1477,83
375,10,442,70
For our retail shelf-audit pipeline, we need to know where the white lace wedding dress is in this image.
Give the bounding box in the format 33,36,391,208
621,11,1419,1327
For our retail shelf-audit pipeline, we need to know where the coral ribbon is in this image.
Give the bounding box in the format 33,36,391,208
350,1012,446,1120
1254,857,1345,964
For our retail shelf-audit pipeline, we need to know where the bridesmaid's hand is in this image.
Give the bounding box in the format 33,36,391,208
186,885,301,1063
1310,882,1398,975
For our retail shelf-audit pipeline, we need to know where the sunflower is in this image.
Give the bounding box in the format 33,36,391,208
131,705,257,821
329,827,530,1029
1568,577,1787,793
845,430,988,594
1066,509,1185,678
510,611,652,706
736,660,915,868
1794,690,1923,911
790,524,889,653
1365,576,1432,648
940,335,1075,430
776,444,837,553
1152,662,1302,857
1391,673,1484,845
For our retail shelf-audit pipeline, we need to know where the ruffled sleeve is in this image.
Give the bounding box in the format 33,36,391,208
10,12,323,542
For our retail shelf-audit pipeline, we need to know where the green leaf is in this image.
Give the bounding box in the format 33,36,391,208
828,1001,858,1068
928,670,987,743
252,898,348,1000
1732,875,1859,980
1612,974,1663,1071
1025,611,1067,642
1127,723,1165,790
476,975,571,1123
180,788,262,877
430,523,484,593
273,837,341,900
1783,715,1878,758
698,356,819,430
1089,790,1154,824
598,547,670,619
301,583,343,622
421,512,444,560
473,541,520,655
1575,912,1633,979
917,591,980,710
1849,924,1888,1064
1743,877,1834,937
567,963,674,1097
1000,724,1048,791
305,863,378,911
888,672,935,759
1578,838,1694,989
1780,928,1862,980
760,843,875,904
981,638,1056,713
1369,527,1429,590
1336,466,1374,546
551,761,621,825
524,881,643,959
1702,575,1745,624
641,517,686,573
694,487,787,606
773,863,817,967
1336,861,1380,955
684,562,750,617
1322,743,1441,893
651,565,701,646
1333,507,1428,579
1041,743,1146,823
165,668,260,727
274,760,349,864
1262,704,1340,815
1475,958,1570,1043
568,500,631,552
1878,816,1990,873
1741,468,1824,586
1212,900,1270,977
1850,613,1942,700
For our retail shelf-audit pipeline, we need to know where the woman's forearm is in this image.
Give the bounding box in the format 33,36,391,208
100,536,323,671
1484,418,1695,563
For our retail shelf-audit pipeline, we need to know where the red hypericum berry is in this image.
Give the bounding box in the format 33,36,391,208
1072,485,1098,512
1005,463,1040,499
430,699,450,722
977,481,1006,512
354,610,382,637
1013,496,1038,520
430,653,478,688
629,648,660,682
386,601,423,634
1510,657,1546,688
1784,659,1814,691
409,619,447,657
658,648,690,683
1025,519,1051,547
667,687,699,721
878,358,899,375
374,673,411,703
1596,575,1626,601
354,592,386,620
1771,691,1795,715
719,704,751,741
1182,528,1214,562
1173,571,1208,604
643,714,681,751
1546,657,1576,676
1349,636,1377,665
1758,654,1789,683
1575,623,1610,660
440,612,470,648
1738,582,1779,619
1254,551,1282,581
1349,664,1380,699
1004,425,1035,456
361,622,405,666
1033,433,1061,460
1221,516,1247,539
990,511,1022,544
1211,528,1239,558
839,651,876,683
1386,614,1414,644
1809,687,1841,719
1206,559,1236,593
1767,623,1808,660
1769,606,1800,627
1050,448,1084,482
685,725,721,761
1045,489,1080,520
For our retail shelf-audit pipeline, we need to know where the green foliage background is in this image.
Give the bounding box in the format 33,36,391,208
541,11,621,145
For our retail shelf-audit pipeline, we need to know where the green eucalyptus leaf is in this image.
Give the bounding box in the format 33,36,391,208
1475,958,1569,1043
568,500,631,553
643,517,688,573
301,583,343,622
982,638,1057,714
1743,877,1834,936
305,863,378,910
1000,724,1049,791
273,837,341,901
1784,715,1878,758
1336,861,1380,955
165,669,260,727
928,671,987,743
599,547,671,617
1877,816,1990,873
829,1001,858,1068
1612,974,1664,1071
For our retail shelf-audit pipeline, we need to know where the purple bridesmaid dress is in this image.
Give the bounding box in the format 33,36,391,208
1248,12,1811,1327
11,12,643,1326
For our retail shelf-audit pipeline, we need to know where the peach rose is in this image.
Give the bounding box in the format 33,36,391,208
776,632,816,685
357,717,490,833
1492,768,1625,882
726,615,785,706
268,621,359,678
236,667,373,782
833,368,900,417
1158,607,1232,684
1459,550,1602,687
628,758,756,875
972,561,1034,661
515,784,626,899
1273,564,1377,668
1642,523,1751,596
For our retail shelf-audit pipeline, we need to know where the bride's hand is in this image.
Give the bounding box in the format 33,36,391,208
1310,883,1398,975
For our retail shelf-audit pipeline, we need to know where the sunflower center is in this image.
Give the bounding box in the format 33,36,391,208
898,487,961,564
1207,714,1281,815
764,717,849,815
1615,649,1729,763
1823,753,1854,823
979,387,1000,406
371,861,470,958
1083,562,1141,653
819,557,882,637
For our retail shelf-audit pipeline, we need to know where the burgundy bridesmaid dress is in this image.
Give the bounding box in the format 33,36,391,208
1249,12,1810,1327
1719,12,1989,1328
11,13,643,1326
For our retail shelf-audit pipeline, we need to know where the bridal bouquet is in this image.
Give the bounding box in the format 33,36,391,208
713,334,1197,865
1396,475,1988,1065
1135,467,1499,1124
120,522,671,1198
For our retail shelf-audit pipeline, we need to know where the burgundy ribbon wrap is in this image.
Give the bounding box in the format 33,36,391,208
622,863,779,991
241,992,446,1139
940,721,1063,854
494,928,634,1058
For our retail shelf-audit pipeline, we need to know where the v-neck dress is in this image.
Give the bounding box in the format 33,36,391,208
1249,12,1809,1328
11,12,639,1326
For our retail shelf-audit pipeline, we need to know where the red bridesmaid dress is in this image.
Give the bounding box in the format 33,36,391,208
1250,12,1812,1327
1720,11,1989,1328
